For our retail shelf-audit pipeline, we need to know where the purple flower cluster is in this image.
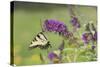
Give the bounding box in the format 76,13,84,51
71,17,80,28
82,33,92,44
82,23,97,48
43,19,74,39
43,19,68,35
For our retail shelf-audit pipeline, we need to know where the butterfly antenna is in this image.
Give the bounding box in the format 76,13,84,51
40,19,45,32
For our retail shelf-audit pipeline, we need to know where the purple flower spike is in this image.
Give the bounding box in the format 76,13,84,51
71,17,80,28
43,19,68,35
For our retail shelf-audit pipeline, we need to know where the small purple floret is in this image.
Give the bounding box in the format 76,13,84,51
71,17,80,28
82,33,90,44
48,52,58,60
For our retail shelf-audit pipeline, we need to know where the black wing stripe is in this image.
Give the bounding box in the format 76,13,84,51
30,42,33,44
39,32,47,40
34,37,37,41
37,34,41,39
32,32,41,42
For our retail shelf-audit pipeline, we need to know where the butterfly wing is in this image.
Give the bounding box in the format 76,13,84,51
29,32,49,49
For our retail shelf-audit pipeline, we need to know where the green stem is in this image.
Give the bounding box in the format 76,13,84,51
67,55,72,62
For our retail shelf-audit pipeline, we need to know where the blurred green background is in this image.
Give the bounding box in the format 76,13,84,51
13,1,97,66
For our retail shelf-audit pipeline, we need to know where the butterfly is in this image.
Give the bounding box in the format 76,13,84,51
29,32,52,49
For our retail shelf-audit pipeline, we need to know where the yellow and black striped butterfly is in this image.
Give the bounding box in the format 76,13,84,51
29,32,51,49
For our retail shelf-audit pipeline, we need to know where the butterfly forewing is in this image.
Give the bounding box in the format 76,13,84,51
38,32,47,41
